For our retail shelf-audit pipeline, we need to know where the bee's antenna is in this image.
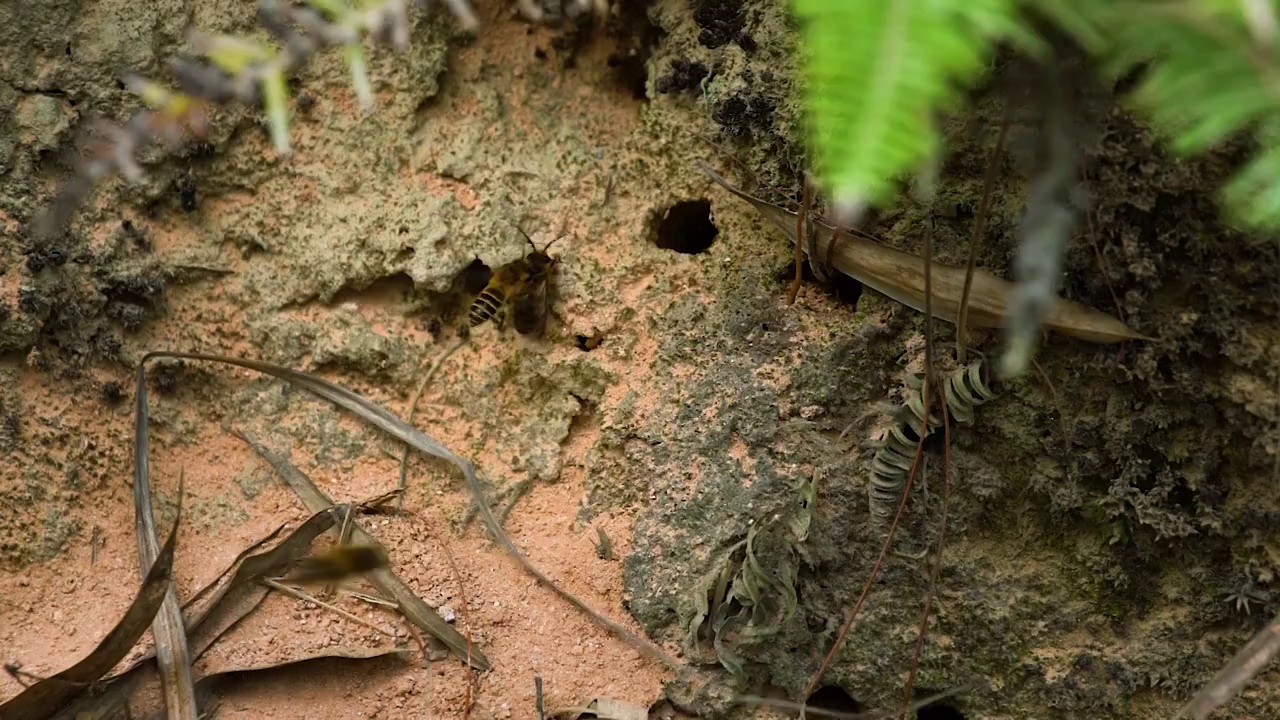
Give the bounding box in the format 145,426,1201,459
540,234,567,254
515,225,567,255
516,226,539,253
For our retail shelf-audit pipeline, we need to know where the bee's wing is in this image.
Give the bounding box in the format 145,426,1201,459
513,273,550,337
533,274,550,337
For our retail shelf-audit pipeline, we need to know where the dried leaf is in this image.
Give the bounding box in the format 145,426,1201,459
0,491,182,720
53,509,344,720
233,428,485,670
132,362,199,720
133,349,671,670
194,646,410,683
697,160,1151,344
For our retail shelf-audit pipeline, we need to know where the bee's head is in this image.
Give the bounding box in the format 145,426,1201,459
518,227,565,268
527,251,556,272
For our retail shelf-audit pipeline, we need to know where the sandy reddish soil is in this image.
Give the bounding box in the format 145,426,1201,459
0,8,720,719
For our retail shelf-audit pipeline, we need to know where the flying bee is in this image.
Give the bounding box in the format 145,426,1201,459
468,228,563,337
284,543,389,585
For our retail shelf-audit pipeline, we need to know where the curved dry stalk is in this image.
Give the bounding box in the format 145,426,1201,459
1078,158,1126,321
788,179,815,304
1177,609,1280,719
898,381,952,718
398,335,469,506
956,111,1011,362
142,351,678,672
893,209,947,718
133,360,199,720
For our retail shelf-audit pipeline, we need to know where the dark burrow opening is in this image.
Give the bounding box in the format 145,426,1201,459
655,199,718,254
575,330,605,351
806,685,863,714
604,0,663,99
458,257,493,295
916,697,966,720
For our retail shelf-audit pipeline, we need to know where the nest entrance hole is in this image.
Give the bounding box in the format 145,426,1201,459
655,199,718,254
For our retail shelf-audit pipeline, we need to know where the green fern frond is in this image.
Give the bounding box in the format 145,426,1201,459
1048,0,1280,230
1225,125,1280,227
1107,5,1272,151
792,0,1022,212
1030,0,1113,52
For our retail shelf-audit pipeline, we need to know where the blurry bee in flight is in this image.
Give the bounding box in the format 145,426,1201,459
468,228,563,338
285,543,389,585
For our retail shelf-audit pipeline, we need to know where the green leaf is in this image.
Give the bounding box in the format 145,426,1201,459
793,0,1020,209
1225,135,1280,228
343,43,375,113
261,66,291,155
1095,2,1280,229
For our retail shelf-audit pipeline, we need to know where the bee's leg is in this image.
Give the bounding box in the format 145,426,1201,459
544,294,568,330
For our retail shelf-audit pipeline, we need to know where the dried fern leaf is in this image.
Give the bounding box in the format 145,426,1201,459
698,160,1151,344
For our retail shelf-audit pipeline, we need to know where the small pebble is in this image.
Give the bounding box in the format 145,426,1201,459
800,405,825,419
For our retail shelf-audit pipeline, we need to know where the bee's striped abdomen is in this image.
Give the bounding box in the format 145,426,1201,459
469,286,506,327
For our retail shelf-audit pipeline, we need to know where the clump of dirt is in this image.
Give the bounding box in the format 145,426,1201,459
691,0,754,52
654,58,709,95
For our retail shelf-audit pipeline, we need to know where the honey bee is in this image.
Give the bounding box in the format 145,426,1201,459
468,228,563,337
285,543,389,585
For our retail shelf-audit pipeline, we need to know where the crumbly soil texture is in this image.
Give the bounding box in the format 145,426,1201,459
2,1,1279,719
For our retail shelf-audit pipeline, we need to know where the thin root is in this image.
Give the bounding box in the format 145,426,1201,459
263,578,397,638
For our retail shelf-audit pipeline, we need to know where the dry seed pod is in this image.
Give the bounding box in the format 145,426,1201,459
867,361,999,520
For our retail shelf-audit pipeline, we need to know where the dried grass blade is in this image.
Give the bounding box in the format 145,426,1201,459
226,509,342,587
1177,609,1280,719
138,350,676,671
194,646,410,682
262,579,397,637
110,507,340,679
0,487,182,720
51,509,341,719
232,428,486,671
180,522,288,613
132,363,199,720
696,160,1151,345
